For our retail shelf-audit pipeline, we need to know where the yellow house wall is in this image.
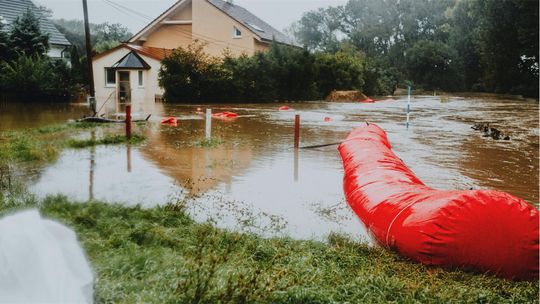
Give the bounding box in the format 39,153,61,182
143,25,192,49
171,1,192,19
254,40,270,53
192,0,258,56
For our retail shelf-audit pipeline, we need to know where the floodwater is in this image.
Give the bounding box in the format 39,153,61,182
3,95,539,241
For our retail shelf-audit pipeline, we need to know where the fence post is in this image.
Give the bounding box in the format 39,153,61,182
294,114,300,148
406,84,411,129
205,108,212,139
126,104,131,138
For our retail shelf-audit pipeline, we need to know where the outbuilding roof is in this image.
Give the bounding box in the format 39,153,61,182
0,0,70,46
111,51,151,69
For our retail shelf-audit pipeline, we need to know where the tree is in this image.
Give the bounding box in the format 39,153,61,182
471,0,538,97
0,22,9,61
405,40,463,91
8,9,49,57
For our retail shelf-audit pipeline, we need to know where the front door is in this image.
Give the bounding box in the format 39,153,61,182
118,71,130,103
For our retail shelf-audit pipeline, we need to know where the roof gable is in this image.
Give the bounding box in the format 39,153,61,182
112,51,151,69
0,0,70,46
129,0,294,46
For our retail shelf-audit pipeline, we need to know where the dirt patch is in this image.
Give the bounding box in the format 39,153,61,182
326,90,368,102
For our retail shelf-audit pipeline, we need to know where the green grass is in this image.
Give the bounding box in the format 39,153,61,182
0,195,536,303
66,134,145,148
0,122,144,164
197,137,223,148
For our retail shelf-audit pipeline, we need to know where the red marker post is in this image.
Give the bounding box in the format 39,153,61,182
125,105,132,139
294,114,300,149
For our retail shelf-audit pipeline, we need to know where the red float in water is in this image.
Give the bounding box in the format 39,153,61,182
324,117,332,122
359,98,374,103
212,111,238,119
279,106,290,111
338,124,539,280
161,117,178,126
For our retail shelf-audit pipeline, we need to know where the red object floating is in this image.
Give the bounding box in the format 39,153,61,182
279,106,290,111
212,111,238,119
324,117,332,122
359,98,374,103
161,117,178,126
338,124,539,280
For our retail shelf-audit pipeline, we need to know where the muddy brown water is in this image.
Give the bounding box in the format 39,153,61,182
2,96,538,240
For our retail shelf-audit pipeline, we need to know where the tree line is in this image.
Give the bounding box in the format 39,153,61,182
159,42,390,103
0,8,131,102
290,0,539,97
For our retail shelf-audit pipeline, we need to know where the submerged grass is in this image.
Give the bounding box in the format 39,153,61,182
66,134,145,148
0,122,144,164
0,195,536,303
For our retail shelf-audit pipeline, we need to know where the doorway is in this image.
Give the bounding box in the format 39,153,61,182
118,71,130,103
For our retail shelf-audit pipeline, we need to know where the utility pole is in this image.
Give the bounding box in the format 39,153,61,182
82,0,96,114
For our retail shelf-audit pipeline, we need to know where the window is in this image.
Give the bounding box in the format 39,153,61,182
105,68,116,86
233,26,241,38
245,22,264,32
138,71,143,87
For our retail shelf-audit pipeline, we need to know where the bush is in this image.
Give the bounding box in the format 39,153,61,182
159,42,378,102
0,55,75,101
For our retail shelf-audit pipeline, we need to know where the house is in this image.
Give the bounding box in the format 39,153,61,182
0,0,71,59
92,0,294,114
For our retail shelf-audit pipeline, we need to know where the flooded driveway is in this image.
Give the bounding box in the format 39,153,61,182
10,95,539,240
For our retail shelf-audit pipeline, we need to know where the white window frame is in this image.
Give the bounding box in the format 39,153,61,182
233,26,242,38
138,70,144,87
105,68,116,87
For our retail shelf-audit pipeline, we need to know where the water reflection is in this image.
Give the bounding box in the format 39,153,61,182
19,95,539,240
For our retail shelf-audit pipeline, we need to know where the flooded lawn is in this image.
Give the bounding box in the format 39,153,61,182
6,95,538,240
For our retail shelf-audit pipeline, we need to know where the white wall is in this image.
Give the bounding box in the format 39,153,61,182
47,44,67,59
92,47,164,116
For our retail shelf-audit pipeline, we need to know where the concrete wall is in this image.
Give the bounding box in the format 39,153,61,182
92,47,163,116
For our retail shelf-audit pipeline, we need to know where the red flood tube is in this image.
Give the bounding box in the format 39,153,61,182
338,124,539,280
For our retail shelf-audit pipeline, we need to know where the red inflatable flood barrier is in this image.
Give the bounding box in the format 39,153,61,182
212,111,238,119
338,124,539,280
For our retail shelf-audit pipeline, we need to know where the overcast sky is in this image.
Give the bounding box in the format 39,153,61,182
33,0,347,34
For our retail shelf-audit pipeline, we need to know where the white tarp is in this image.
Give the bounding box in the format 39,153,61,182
0,209,94,303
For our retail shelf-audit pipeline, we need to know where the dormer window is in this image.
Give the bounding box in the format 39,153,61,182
233,26,241,38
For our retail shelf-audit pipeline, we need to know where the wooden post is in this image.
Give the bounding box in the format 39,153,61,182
126,105,131,139
205,108,212,139
294,114,300,148
82,0,94,99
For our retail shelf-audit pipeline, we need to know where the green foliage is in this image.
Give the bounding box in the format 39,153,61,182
8,9,49,57
160,42,377,102
0,195,536,303
405,40,463,91
0,22,9,61
291,0,539,97
66,134,145,148
0,55,74,101
53,19,132,55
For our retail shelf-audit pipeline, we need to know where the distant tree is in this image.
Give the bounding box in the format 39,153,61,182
8,9,49,57
405,40,463,91
0,22,9,61
471,0,538,97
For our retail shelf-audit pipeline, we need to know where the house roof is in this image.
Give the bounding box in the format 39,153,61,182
111,51,151,69
206,0,294,45
0,0,70,46
129,0,295,46
92,44,173,62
